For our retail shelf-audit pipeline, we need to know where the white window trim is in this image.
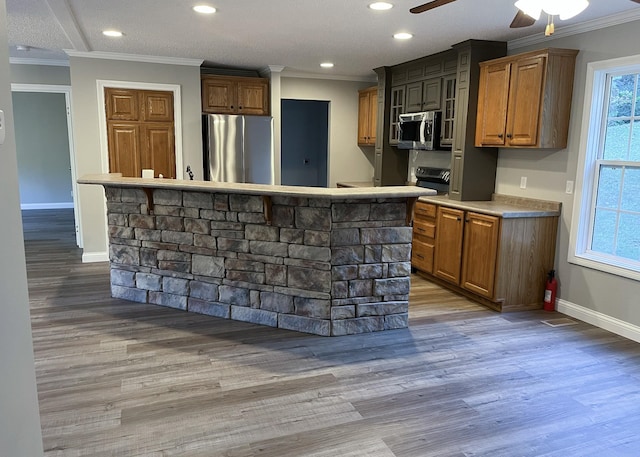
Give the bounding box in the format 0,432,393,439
569,53,640,282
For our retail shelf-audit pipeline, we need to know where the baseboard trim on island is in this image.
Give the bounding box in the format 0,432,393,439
556,298,640,344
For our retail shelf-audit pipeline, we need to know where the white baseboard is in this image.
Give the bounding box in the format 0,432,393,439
21,202,74,210
556,298,640,344
82,251,109,263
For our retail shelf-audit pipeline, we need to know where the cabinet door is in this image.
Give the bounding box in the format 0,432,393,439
358,87,376,146
237,80,269,115
406,81,423,112
505,56,545,147
389,86,406,144
107,122,141,178
441,75,456,146
475,62,510,146
105,89,139,121
142,124,176,179
461,212,500,298
202,78,236,114
422,78,441,111
433,207,464,284
141,91,173,122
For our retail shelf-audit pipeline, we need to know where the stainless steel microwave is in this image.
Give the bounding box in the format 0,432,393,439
397,111,441,150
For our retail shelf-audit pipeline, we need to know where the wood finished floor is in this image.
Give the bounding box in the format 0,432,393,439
24,209,640,457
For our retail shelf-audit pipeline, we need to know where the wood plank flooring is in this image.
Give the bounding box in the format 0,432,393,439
24,209,640,456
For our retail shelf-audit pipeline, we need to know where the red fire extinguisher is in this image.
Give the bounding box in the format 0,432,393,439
543,270,558,311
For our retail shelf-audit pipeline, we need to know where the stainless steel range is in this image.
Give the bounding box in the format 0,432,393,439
415,166,450,195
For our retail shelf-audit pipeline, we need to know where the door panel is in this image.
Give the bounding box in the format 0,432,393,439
461,212,500,298
108,122,141,178
506,56,545,146
143,125,175,178
237,81,268,115
105,89,139,121
433,207,464,284
475,62,510,146
202,79,236,114
142,91,174,122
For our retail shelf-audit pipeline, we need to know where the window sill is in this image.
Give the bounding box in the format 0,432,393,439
569,251,640,282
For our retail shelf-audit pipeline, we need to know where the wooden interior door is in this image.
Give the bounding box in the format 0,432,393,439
105,88,175,179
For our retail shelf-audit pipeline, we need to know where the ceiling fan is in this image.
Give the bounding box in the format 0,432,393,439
411,0,640,31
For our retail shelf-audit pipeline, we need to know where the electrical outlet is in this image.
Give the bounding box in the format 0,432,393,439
566,180,574,194
520,176,527,189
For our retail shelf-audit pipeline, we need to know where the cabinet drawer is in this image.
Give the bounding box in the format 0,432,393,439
413,219,436,239
414,201,436,219
412,239,434,273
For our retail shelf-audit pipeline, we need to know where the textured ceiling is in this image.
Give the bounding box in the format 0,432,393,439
6,0,640,78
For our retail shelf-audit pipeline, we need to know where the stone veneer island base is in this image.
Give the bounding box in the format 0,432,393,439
79,174,436,336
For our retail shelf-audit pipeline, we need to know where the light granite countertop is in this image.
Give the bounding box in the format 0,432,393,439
78,174,437,200
417,194,561,218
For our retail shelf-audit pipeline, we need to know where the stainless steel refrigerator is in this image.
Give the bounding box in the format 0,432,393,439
202,114,274,184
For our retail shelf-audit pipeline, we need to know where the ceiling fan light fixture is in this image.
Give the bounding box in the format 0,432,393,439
557,0,589,20
514,0,542,20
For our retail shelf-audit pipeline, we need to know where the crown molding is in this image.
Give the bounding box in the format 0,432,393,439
64,50,203,66
9,57,69,67
509,8,640,50
281,69,377,83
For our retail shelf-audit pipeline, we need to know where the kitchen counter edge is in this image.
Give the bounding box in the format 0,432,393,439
78,174,437,199
417,194,561,218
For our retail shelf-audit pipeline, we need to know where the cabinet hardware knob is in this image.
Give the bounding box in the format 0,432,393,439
416,254,424,259
497,134,503,138
456,217,461,221
506,133,512,138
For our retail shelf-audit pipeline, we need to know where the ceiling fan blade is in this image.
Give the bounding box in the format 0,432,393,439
631,0,640,3
410,0,457,14
510,9,537,28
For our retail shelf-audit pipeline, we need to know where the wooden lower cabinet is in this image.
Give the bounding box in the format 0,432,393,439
412,202,558,312
411,202,437,274
433,207,464,284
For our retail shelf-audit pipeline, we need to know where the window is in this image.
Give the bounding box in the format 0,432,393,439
571,56,640,281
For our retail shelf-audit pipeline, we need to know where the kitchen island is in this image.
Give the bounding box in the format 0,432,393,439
78,174,436,336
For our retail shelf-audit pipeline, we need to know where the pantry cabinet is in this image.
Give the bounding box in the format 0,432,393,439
412,197,560,312
201,75,269,115
358,86,378,146
475,48,578,149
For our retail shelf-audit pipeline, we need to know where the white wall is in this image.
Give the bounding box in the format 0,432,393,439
13,91,73,207
10,63,71,85
281,77,375,187
68,57,202,259
0,0,45,454
496,20,640,330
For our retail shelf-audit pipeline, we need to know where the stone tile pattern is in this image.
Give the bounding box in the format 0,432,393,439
106,186,411,336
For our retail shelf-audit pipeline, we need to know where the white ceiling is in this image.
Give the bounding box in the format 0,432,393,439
6,0,640,79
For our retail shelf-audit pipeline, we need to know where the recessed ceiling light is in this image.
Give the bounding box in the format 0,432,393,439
320,62,334,68
369,2,393,10
103,30,123,37
193,5,216,14
393,32,413,40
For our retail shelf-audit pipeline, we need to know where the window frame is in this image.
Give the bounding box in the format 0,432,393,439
570,54,640,282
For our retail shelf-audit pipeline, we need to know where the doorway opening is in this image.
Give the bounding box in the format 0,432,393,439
281,99,329,187
11,84,82,247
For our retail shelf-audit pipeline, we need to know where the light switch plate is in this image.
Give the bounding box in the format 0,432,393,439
566,180,574,194
520,176,527,189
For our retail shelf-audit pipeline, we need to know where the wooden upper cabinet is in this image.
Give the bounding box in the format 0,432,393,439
201,75,269,115
475,48,578,149
106,89,139,121
358,86,377,146
141,91,174,122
